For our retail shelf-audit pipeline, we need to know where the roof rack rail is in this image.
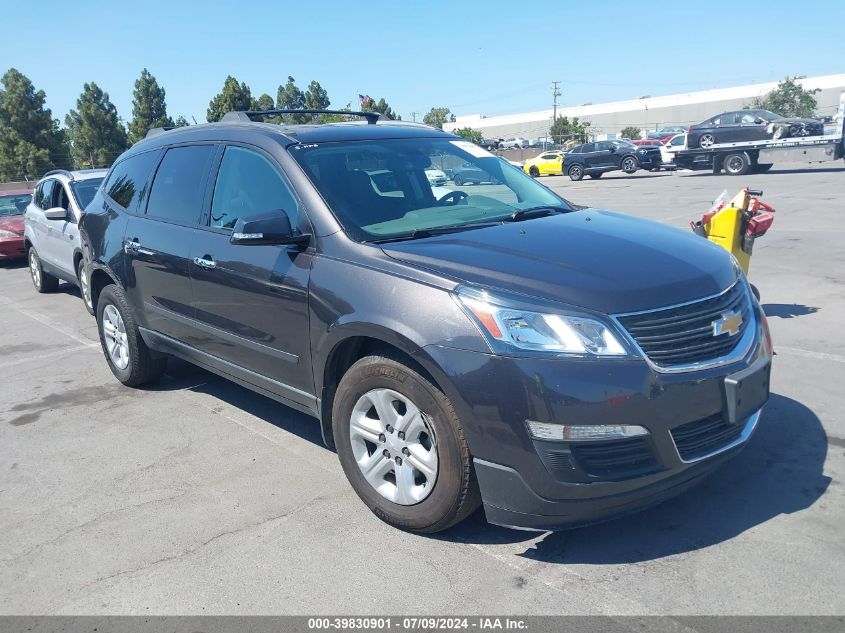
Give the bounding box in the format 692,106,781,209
221,109,381,124
42,169,75,180
146,126,175,139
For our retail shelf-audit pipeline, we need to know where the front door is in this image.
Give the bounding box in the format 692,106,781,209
46,183,79,277
187,145,314,405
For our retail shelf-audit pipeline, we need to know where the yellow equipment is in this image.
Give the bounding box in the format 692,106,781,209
692,188,776,277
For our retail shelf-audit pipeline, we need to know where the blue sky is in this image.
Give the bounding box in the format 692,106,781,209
4,0,843,125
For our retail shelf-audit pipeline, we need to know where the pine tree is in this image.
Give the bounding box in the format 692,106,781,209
304,80,330,111
362,96,400,120
127,69,174,144
276,76,306,123
64,82,128,169
207,76,253,122
0,68,69,181
423,107,454,129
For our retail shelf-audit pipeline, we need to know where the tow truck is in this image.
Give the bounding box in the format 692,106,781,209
672,93,845,175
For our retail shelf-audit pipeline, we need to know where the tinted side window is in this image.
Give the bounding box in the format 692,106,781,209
37,180,55,209
210,146,300,231
581,143,596,153
105,150,160,211
147,145,216,225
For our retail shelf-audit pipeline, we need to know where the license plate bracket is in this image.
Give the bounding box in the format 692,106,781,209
723,357,771,424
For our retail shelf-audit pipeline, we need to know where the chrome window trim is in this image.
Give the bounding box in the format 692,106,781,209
610,280,757,374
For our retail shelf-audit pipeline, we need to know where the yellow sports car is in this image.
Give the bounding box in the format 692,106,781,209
522,151,564,177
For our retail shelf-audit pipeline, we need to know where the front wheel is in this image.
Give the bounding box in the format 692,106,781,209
28,247,59,293
568,164,584,181
453,174,464,186
333,354,481,533
96,284,167,387
621,156,639,174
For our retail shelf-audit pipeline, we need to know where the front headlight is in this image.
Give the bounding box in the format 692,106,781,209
455,287,629,356
0,229,20,238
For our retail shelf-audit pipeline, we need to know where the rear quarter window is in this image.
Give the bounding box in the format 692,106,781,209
104,150,161,211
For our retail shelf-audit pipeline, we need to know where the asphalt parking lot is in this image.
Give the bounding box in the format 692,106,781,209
1,163,844,615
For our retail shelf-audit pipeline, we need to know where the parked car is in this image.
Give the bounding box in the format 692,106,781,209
499,137,528,149
563,140,663,180
24,169,107,313
81,110,772,533
424,168,448,186
0,189,32,261
687,109,825,149
522,151,564,177
646,126,687,141
451,161,498,185
660,133,687,165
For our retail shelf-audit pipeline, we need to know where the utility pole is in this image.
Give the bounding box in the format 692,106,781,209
552,81,561,143
410,111,417,122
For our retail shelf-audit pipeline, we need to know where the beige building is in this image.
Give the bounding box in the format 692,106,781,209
444,74,845,141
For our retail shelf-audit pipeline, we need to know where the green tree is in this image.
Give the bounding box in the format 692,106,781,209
361,96,400,120
0,68,69,181
253,93,275,111
173,115,190,127
276,76,307,123
620,126,641,140
453,127,483,145
304,80,330,111
207,75,253,122
65,82,128,169
752,76,820,118
550,115,590,144
423,107,454,129
127,68,174,144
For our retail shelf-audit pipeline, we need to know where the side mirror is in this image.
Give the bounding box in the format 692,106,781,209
754,117,765,124
44,206,68,220
229,211,310,247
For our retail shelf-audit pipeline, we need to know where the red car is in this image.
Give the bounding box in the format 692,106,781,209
0,188,32,261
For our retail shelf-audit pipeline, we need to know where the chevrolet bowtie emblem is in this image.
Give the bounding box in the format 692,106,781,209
713,311,742,337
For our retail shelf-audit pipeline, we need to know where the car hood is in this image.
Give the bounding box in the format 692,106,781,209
0,215,25,235
380,210,737,314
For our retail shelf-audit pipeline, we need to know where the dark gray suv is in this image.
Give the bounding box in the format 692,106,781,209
80,109,773,532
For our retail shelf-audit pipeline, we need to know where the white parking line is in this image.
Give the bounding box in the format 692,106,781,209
0,301,98,348
0,344,97,370
776,346,845,364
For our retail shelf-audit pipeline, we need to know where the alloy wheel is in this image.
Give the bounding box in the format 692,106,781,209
700,134,715,148
79,263,92,309
29,250,40,289
102,304,130,370
349,388,438,505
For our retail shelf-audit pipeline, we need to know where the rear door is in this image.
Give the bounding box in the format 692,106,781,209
186,144,314,404
714,112,740,142
123,144,218,342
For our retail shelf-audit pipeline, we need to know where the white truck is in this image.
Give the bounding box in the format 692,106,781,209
672,93,845,175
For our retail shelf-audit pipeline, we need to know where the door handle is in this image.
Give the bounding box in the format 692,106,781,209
124,238,140,253
193,256,216,270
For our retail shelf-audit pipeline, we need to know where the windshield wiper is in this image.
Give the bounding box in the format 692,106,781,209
368,221,503,244
507,205,570,222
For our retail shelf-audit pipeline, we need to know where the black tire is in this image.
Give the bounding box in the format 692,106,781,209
751,284,761,301
621,155,639,174
724,152,751,176
755,163,774,173
568,164,584,181
96,284,167,387
28,246,59,293
453,174,464,186
529,165,540,177
77,258,95,315
699,133,716,148
333,354,481,533
589,173,603,179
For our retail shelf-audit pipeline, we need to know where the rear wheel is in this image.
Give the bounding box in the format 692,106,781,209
333,354,481,533
28,247,59,293
96,284,167,387
77,258,94,315
621,156,639,174
568,164,584,181
529,165,540,177
699,133,716,148
724,152,751,176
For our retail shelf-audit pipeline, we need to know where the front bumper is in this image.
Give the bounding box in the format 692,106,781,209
0,236,26,260
423,317,769,530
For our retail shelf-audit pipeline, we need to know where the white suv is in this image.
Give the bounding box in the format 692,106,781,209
24,169,107,313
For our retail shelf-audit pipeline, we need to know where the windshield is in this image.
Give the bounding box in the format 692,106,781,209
290,138,571,241
0,193,30,217
71,178,104,210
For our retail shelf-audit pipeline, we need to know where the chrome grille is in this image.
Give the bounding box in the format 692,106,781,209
616,282,751,367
